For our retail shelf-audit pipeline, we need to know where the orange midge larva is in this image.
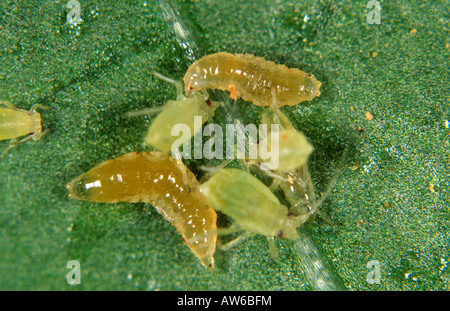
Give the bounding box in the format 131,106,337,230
66,151,217,269
0,101,49,157
183,52,322,107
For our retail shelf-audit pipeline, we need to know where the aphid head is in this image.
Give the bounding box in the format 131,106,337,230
66,177,89,201
200,256,215,271
277,217,299,240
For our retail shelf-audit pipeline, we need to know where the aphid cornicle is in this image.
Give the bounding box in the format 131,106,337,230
66,151,217,269
0,101,49,157
200,168,315,259
183,52,322,107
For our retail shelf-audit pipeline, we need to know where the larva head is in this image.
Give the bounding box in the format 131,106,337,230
301,74,322,101
189,92,221,119
66,176,90,200
184,70,203,98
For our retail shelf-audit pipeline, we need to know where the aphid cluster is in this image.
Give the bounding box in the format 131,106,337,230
63,52,327,268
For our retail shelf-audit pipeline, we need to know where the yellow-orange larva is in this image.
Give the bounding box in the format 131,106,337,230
66,151,217,269
183,52,322,107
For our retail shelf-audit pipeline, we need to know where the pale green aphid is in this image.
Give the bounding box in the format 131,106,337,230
145,91,220,153
200,168,315,259
257,109,314,171
125,71,221,153
258,109,339,222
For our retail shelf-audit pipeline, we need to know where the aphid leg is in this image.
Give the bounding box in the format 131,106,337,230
270,88,281,125
267,236,280,261
0,100,14,107
198,159,234,183
218,231,254,251
262,169,291,183
302,148,348,225
1,139,18,158
232,99,237,125
150,70,185,100
122,107,164,118
269,178,281,192
29,104,51,112
1,128,50,158
31,128,50,141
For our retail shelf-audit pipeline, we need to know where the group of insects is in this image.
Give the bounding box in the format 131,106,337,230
2,52,333,270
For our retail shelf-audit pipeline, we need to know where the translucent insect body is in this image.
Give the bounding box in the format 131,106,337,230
66,151,217,269
200,168,315,259
184,52,322,107
125,71,221,154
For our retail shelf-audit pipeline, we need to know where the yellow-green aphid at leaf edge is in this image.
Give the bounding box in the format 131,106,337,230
0,101,49,157
200,168,313,259
66,151,217,269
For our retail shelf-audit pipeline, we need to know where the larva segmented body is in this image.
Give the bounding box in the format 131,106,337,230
183,52,321,107
145,92,221,153
66,151,217,269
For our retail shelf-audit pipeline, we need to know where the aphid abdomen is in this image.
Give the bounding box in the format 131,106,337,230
67,151,217,268
184,52,321,107
144,93,220,153
0,108,41,140
201,168,287,237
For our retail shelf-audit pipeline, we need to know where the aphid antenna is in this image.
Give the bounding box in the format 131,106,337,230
150,70,185,99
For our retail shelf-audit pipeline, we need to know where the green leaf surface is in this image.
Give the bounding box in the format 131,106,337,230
0,0,448,290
